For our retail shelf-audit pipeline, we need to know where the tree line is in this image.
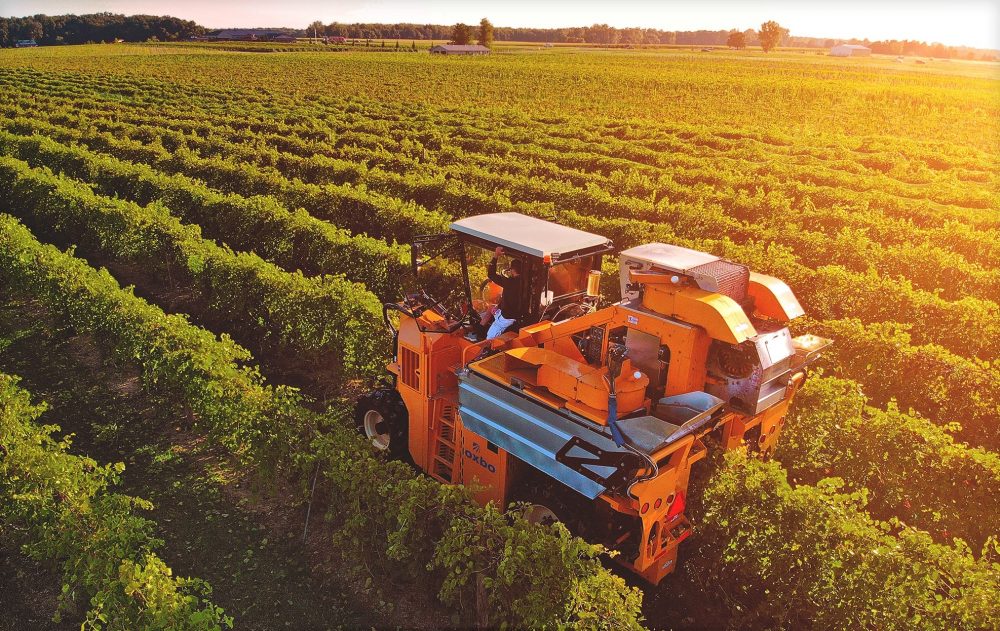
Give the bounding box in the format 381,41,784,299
0,13,202,46
308,19,995,58
317,20,782,46
1,13,995,59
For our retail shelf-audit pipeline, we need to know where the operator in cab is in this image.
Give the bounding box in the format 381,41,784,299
486,246,523,339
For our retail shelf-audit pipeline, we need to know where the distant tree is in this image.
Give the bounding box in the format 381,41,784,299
478,18,493,47
759,20,788,52
586,23,614,45
451,22,472,45
308,20,324,39
25,19,43,40
622,28,643,46
0,13,202,45
727,30,746,49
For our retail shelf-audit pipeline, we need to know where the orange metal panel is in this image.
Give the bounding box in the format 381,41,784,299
642,284,755,344
388,272,809,586
608,307,712,397
748,272,804,322
625,434,695,583
576,362,647,414
456,420,511,508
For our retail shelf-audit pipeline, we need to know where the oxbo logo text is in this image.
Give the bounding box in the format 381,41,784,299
465,444,496,473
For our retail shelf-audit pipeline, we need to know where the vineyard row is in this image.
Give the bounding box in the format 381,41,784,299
4,115,997,365
0,212,644,629
0,372,231,630
3,213,996,630
4,84,997,277
1,134,994,448
0,155,387,387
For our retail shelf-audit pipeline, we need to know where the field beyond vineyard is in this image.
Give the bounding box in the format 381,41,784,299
0,43,998,630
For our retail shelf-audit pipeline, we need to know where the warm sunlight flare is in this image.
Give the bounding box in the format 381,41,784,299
0,1,997,629
3,0,997,49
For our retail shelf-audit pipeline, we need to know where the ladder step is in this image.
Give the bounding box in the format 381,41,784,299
432,460,453,482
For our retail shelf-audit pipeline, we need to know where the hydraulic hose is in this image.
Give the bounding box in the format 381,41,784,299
606,343,659,500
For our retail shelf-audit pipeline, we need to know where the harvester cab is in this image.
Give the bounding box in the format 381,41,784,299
407,212,615,338
358,212,831,585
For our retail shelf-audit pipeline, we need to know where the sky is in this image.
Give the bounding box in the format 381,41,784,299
4,0,998,50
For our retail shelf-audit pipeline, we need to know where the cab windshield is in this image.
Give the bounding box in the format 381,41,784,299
547,256,596,301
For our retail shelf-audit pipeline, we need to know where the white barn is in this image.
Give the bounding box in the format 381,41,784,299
830,44,871,57
430,44,490,55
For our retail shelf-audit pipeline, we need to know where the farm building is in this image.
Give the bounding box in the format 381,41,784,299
430,44,490,55
15,39,38,48
830,44,872,57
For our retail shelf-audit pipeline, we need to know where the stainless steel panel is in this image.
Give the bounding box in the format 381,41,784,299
656,391,726,427
754,379,789,414
756,328,795,370
458,371,629,499
706,328,795,416
625,327,661,388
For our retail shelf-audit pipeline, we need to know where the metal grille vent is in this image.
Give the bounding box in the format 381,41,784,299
690,259,749,302
400,346,420,391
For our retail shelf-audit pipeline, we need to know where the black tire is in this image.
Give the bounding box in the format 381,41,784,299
354,388,410,462
510,468,591,536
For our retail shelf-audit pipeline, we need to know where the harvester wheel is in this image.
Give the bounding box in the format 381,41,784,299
354,388,410,462
522,504,562,527
513,474,588,535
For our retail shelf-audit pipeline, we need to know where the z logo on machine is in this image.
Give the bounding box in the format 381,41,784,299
465,442,496,473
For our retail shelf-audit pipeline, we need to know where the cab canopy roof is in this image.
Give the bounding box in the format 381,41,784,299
450,213,612,261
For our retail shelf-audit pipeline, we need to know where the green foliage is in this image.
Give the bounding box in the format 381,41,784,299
0,130,409,302
777,375,1000,550
797,317,999,448
758,21,787,52
0,216,644,629
0,373,230,629
692,450,1000,631
0,213,302,471
0,155,387,385
5,77,996,309
451,23,472,46
307,424,644,629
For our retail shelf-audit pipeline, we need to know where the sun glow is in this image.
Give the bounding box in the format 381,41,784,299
3,0,998,49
